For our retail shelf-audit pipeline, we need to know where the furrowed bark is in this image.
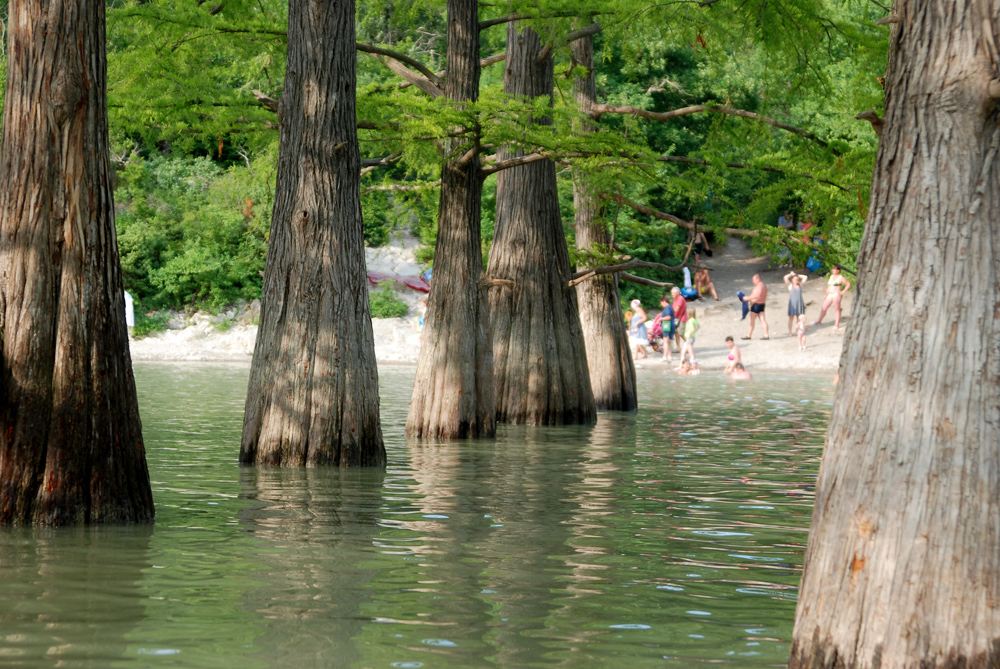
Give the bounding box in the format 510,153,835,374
789,1,1000,666
0,0,153,525
241,0,385,467
406,0,496,439
487,24,596,426
571,28,637,412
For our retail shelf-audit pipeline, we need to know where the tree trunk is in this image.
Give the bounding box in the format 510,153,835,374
0,0,154,525
406,0,495,439
487,24,596,426
241,0,385,467
789,2,1000,667
571,30,638,412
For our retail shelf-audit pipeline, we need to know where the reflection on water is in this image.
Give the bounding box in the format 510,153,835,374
0,363,831,667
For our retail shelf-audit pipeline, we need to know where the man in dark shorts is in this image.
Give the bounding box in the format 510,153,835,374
743,273,770,340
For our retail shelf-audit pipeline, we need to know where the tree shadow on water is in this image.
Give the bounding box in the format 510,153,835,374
237,467,385,667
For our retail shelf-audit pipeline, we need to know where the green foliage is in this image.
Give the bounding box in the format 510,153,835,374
115,149,274,310
368,285,410,319
131,310,171,339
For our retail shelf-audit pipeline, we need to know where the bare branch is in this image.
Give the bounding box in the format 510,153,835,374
478,11,589,31
568,257,681,287
362,182,437,193
591,103,831,150
565,22,602,44
609,194,760,238
356,42,442,88
619,272,674,289
360,152,401,176
252,89,279,114
399,52,505,92
855,110,884,136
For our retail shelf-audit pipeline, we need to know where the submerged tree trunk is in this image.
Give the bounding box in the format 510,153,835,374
0,0,153,525
789,2,1000,667
487,24,596,426
406,0,495,439
241,0,385,467
571,30,637,412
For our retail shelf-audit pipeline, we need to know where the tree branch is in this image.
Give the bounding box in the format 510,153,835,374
658,155,850,191
478,11,591,31
252,89,279,114
989,79,1000,99
480,152,551,176
591,103,831,150
360,153,401,176
356,42,442,88
537,23,602,63
619,272,674,289
399,52,505,92
609,194,760,238
568,257,681,287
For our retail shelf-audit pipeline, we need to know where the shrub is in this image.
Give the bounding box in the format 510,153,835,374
368,285,409,318
131,310,171,339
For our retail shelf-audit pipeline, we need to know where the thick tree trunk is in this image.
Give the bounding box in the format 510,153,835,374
487,25,596,426
0,0,154,525
789,2,1000,667
571,31,637,412
406,0,495,439
241,0,385,467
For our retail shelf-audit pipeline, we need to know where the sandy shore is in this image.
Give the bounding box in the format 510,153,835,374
129,238,850,372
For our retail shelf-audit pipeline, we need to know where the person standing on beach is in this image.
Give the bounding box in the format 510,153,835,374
628,299,651,359
671,286,688,351
783,271,808,336
813,264,851,330
657,295,676,362
743,273,769,340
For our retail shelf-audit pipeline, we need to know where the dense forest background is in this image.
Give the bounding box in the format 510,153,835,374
1,0,887,320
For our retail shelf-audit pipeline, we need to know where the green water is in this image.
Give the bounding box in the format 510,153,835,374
0,363,831,668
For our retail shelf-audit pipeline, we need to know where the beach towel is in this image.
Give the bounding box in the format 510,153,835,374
736,291,749,320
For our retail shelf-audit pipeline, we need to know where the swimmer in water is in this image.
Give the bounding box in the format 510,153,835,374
730,363,752,381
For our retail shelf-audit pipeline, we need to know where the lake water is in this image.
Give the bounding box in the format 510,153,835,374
0,363,831,668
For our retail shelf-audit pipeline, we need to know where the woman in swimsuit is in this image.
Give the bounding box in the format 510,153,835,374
813,265,851,329
694,264,719,301
784,271,808,336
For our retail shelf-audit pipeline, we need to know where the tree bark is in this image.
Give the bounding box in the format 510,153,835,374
487,24,596,426
0,0,154,525
241,0,385,467
571,29,637,412
789,2,1000,667
406,0,496,439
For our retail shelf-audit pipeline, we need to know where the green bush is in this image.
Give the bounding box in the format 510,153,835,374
369,285,409,318
115,151,273,311
131,310,171,339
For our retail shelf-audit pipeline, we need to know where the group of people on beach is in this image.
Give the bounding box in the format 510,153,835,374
624,255,851,378
739,264,851,347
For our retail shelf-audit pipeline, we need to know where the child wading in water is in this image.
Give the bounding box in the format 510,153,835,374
680,308,700,366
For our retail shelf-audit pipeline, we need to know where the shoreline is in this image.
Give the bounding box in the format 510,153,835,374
128,237,849,373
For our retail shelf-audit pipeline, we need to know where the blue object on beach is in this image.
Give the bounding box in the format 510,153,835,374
681,287,699,301
806,255,822,273
736,291,749,320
